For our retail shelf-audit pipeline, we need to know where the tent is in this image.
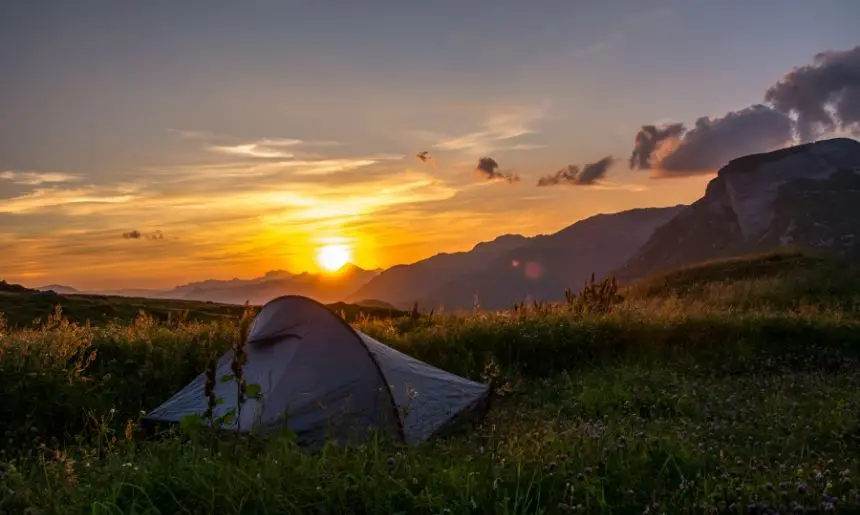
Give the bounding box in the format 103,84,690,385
143,295,491,445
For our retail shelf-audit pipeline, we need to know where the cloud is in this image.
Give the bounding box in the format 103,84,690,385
474,156,519,183
764,45,860,141
434,107,544,154
537,156,615,186
628,124,685,170
630,105,793,176
415,151,436,166
207,137,341,159
629,45,860,177
0,171,82,185
167,129,218,140
208,140,298,159
0,186,140,214
122,229,165,240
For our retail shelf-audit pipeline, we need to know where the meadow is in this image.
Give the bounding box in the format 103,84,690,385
2,251,860,514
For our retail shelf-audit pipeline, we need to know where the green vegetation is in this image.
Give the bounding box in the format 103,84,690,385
2,251,860,513
0,289,407,328
625,249,860,311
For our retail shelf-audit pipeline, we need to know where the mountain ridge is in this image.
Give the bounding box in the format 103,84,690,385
349,205,687,311
614,137,860,281
36,263,381,306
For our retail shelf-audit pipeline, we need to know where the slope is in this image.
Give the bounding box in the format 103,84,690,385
615,138,860,282
418,206,686,311
345,234,529,308
624,248,860,311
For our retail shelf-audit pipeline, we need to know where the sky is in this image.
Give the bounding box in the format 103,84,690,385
2,0,859,290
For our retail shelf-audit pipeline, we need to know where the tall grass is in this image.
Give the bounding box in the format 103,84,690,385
2,264,860,513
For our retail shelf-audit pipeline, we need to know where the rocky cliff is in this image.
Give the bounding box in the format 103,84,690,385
615,138,860,281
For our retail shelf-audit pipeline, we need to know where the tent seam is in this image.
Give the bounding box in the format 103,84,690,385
257,294,407,442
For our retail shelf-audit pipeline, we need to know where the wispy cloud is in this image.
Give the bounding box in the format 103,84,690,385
208,143,295,159
146,153,405,182
0,171,83,186
170,129,342,159
167,129,219,140
206,137,326,159
433,107,545,154
0,185,140,214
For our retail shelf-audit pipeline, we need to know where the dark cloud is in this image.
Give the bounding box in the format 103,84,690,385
764,45,860,142
628,123,685,170
537,156,615,186
658,105,793,175
122,229,166,240
628,106,793,176
475,156,519,183
629,45,860,177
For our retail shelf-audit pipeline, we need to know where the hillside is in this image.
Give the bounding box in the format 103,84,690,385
624,249,860,311
421,206,686,311
0,285,406,328
2,249,859,513
346,234,529,307
615,137,860,281
348,206,685,311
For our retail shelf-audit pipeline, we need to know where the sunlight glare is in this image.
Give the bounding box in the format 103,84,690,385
316,244,351,272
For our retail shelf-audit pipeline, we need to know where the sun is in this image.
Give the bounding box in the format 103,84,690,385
316,244,351,272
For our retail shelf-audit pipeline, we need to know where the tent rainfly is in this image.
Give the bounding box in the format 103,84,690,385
143,295,491,445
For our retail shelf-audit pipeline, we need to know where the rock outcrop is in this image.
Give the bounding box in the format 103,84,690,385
615,138,860,281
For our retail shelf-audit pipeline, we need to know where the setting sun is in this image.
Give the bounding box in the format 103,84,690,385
316,244,351,272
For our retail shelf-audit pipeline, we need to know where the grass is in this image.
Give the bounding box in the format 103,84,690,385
0,288,407,328
2,250,860,513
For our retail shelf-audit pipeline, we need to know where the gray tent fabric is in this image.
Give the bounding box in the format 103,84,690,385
144,295,490,445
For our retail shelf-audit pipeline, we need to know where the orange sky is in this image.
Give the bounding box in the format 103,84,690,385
0,132,711,290
4,2,855,290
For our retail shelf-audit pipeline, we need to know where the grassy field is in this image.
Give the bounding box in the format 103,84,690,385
2,250,860,513
0,286,407,328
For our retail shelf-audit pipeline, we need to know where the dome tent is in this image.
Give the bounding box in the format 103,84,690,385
143,295,491,445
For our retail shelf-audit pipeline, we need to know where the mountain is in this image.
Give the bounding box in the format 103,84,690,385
346,234,530,307
35,284,79,294
51,264,381,306
348,206,685,311
155,263,379,305
1,280,33,294
615,137,860,282
419,206,686,311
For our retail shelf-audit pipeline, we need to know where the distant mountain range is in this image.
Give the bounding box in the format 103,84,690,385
39,264,382,306
347,206,685,311
36,138,860,311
